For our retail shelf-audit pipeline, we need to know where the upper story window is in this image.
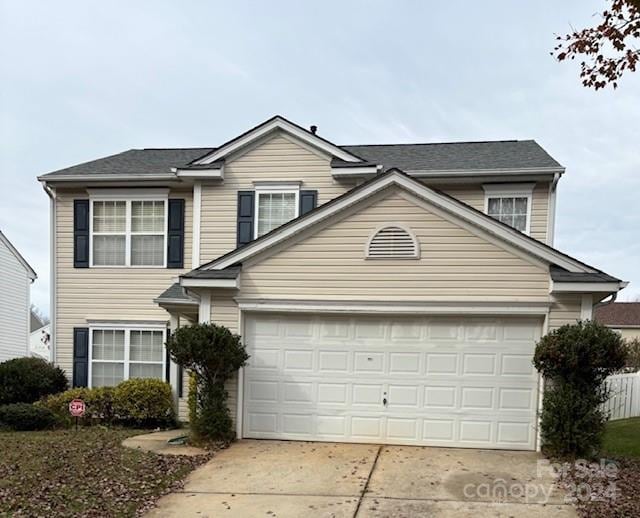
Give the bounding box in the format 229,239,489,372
90,327,165,387
483,183,534,234
90,194,167,267
254,184,299,237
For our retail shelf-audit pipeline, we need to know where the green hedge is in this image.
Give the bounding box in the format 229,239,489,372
0,403,57,431
38,379,175,428
0,357,68,405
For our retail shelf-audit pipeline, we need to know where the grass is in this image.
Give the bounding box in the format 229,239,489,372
0,427,211,517
602,417,640,458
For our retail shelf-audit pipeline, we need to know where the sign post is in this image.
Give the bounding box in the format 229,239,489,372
68,399,85,431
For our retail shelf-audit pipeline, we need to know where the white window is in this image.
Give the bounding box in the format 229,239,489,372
483,184,534,234
255,188,299,237
90,192,167,267
89,327,165,387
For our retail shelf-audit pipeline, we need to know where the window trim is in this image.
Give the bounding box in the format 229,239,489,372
89,193,168,268
254,187,300,238
482,183,534,235
87,324,166,388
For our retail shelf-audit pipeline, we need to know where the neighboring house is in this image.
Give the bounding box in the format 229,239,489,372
38,115,627,451
30,311,51,361
0,231,37,362
595,302,640,341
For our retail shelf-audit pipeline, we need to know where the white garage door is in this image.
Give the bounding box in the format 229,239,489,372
243,313,541,450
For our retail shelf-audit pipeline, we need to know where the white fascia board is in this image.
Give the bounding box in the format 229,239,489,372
194,117,362,165
237,298,551,316
180,277,239,288
550,281,624,293
406,167,565,178
206,171,597,274
39,174,177,182
153,297,199,306
331,166,381,177
174,167,223,179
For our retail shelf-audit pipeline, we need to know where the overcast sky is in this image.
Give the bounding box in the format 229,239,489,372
1,1,639,315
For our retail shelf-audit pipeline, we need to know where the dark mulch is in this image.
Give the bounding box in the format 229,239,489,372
557,457,640,518
0,428,212,517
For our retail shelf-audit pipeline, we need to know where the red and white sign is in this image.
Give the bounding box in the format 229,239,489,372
69,399,85,417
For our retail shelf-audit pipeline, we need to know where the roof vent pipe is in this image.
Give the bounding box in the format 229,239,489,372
310,125,317,135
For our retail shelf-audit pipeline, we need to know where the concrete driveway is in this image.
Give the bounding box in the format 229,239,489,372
147,440,577,517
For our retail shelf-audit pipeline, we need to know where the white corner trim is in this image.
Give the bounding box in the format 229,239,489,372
193,116,362,165
204,171,596,274
192,182,202,269
546,173,560,246
580,294,593,320
550,281,623,293
199,292,211,323
181,277,239,289
236,298,551,316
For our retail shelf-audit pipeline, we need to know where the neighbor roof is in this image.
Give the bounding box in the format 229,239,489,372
30,311,46,332
594,303,640,327
39,117,563,179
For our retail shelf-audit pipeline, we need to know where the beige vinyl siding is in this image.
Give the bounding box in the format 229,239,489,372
548,294,582,331
199,133,352,263
241,189,550,302
438,183,549,242
54,188,193,380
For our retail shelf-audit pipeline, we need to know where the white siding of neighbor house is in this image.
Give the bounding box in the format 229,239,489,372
0,238,31,362
54,188,193,381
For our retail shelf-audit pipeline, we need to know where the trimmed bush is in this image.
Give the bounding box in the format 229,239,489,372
0,357,68,405
166,323,248,442
113,378,175,427
624,338,640,372
0,403,57,431
533,320,627,457
38,387,115,426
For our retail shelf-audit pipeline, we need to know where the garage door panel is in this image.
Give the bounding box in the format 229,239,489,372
243,314,540,450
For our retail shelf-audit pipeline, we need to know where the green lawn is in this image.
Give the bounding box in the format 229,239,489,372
0,428,210,517
602,417,640,458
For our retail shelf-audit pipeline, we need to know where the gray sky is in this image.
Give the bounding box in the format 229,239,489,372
1,0,639,315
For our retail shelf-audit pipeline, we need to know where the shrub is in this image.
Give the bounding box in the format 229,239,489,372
624,338,640,372
113,378,175,427
533,320,627,457
0,357,68,405
0,403,57,431
38,387,115,426
166,323,248,442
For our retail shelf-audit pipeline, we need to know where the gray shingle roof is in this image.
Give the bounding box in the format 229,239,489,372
549,266,621,283
181,266,242,279
340,140,562,173
40,139,562,179
154,283,198,303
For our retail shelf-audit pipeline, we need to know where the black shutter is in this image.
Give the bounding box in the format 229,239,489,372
299,190,318,216
165,329,171,383
237,191,255,247
73,327,89,387
167,199,184,268
178,367,184,398
73,200,90,268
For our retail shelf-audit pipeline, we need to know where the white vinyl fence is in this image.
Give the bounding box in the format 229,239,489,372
603,372,640,421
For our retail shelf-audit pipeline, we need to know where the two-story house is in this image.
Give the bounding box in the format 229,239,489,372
39,116,626,451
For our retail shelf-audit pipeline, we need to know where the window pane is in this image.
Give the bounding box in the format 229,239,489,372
91,362,124,387
93,235,126,266
129,363,163,380
130,330,163,362
513,215,527,231
92,329,125,361
501,197,514,214
132,201,165,233
487,198,501,216
131,235,164,266
487,195,528,233
257,192,297,237
514,197,528,215
93,201,126,232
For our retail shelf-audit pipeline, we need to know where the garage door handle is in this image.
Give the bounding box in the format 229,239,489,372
382,397,387,406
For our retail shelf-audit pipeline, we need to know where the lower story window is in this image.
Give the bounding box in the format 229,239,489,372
90,328,165,387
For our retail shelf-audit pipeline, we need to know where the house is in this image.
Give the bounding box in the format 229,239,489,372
595,302,640,341
30,310,51,361
38,115,626,451
0,231,37,362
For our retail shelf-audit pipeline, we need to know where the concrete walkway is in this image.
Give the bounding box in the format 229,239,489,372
122,429,207,456
146,440,577,517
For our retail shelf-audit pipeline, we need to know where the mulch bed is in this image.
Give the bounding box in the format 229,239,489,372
0,428,212,517
556,457,640,517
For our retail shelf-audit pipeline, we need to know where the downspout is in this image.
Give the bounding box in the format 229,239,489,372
41,183,56,365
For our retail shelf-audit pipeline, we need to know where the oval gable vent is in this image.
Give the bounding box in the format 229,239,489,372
366,225,419,259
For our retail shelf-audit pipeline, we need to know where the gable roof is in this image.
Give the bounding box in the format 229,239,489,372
38,116,564,181
185,169,619,285
594,302,640,327
30,311,46,332
0,231,37,280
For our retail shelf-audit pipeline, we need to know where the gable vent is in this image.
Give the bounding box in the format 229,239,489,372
366,225,419,259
